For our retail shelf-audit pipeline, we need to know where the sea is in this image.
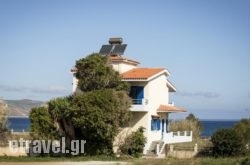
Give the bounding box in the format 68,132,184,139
200,119,239,137
7,117,239,137
7,117,31,132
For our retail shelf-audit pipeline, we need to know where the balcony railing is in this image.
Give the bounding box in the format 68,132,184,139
132,99,147,105
130,98,148,111
164,131,192,144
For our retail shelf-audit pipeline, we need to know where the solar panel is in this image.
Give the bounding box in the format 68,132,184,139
99,45,113,55
112,44,127,55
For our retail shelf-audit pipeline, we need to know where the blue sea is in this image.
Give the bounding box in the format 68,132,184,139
200,120,239,137
7,117,239,137
7,117,30,132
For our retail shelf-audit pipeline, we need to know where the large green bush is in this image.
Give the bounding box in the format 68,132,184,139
120,127,147,157
30,53,132,156
233,119,250,147
211,128,245,157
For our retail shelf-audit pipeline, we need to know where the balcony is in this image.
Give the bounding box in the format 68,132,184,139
130,98,149,112
151,131,193,156
163,131,192,144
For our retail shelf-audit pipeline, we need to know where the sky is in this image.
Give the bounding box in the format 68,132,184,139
0,0,250,119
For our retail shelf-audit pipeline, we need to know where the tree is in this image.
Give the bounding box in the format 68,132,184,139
30,106,58,140
186,113,203,137
211,128,244,157
47,97,75,148
75,53,129,92
233,119,250,153
0,101,8,144
70,89,131,155
0,101,8,133
29,53,132,155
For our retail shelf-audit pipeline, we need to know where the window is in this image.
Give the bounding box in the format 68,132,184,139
151,118,160,131
129,86,144,104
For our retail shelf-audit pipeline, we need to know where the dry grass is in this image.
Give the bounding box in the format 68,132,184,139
132,157,250,165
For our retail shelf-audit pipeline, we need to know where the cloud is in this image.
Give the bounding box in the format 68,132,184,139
176,91,220,99
0,84,70,95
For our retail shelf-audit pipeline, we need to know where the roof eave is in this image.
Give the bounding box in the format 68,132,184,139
157,110,186,113
167,81,177,92
122,78,148,82
147,69,169,81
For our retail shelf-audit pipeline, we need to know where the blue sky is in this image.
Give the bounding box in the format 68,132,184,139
0,0,249,119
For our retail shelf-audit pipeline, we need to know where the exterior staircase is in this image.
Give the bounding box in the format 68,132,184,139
146,141,158,155
145,141,165,157
158,141,165,154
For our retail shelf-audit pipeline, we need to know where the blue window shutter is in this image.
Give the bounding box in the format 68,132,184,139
137,86,144,99
151,119,154,130
157,119,161,130
137,86,144,104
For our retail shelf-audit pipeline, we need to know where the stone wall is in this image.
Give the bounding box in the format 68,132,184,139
166,144,198,158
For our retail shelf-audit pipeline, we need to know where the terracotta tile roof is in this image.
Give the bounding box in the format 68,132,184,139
122,68,165,80
157,104,186,113
108,55,140,65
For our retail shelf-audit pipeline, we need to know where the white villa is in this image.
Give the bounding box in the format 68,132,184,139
71,38,192,157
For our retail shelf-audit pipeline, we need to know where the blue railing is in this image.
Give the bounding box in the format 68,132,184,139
132,99,143,105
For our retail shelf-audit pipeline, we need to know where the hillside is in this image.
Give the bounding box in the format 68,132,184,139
0,99,44,116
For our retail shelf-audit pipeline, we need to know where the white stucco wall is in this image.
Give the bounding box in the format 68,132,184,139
111,62,137,74
147,74,169,108
145,74,170,150
113,112,148,153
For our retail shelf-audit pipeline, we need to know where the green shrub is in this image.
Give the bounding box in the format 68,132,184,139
120,127,146,157
0,102,8,133
233,119,250,147
211,128,245,157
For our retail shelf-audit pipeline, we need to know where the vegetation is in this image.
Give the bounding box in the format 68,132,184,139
120,127,147,157
0,101,8,133
211,128,244,157
75,53,129,92
169,113,203,140
209,119,250,157
0,101,8,145
0,155,250,165
132,157,250,165
233,119,250,149
30,106,58,140
29,53,132,155
169,117,250,158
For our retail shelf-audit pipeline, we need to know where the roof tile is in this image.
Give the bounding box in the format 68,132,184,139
157,104,186,112
122,68,165,79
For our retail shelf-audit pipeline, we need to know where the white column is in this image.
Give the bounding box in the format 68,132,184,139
163,119,166,141
72,73,78,92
